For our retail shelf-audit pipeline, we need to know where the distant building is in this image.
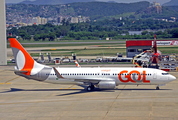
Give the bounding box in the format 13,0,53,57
153,1,161,6
126,40,152,58
57,17,61,23
60,17,63,22
32,17,38,24
37,16,41,24
71,17,78,23
28,16,47,25
152,1,162,14
41,18,47,24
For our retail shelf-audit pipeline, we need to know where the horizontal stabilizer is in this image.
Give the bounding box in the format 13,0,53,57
14,70,28,73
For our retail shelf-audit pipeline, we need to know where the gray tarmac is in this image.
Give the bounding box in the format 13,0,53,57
1,65,178,120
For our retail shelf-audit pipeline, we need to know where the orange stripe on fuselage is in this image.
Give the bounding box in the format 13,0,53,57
9,38,34,75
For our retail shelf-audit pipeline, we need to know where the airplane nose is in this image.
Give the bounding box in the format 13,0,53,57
169,75,176,81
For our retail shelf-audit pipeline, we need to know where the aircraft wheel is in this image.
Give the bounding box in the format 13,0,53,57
156,86,159,90
143,65,147,68
87,86,92,91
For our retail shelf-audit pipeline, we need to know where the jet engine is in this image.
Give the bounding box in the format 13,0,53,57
98,81,116,89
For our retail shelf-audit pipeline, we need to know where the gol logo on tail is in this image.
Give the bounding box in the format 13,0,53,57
118,70,150,83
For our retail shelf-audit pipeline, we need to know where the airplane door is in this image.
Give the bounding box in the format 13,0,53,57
153,72,157,79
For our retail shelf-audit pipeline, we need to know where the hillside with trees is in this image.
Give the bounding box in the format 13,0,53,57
70,1,149,18
19,0,94,5
6,1,150,20
7,19,178,41
6,1,178,21
163,0,178,6
135,6,178,19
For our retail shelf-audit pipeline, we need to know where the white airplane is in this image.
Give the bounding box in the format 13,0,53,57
9,38,176,91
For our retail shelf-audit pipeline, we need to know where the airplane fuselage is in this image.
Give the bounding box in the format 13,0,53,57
17,67,175,86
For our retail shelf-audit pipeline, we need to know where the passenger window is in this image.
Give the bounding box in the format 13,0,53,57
162,73,169,75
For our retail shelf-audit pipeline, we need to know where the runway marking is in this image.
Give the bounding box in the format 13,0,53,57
6,83,11,84
5,76,20,83
0,83,11,85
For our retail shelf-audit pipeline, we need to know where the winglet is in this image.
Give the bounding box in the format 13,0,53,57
75,60,81,68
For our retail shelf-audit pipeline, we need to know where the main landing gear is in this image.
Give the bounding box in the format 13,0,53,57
156,86,160,90
87,84,95,91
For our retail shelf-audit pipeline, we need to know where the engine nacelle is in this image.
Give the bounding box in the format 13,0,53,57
98,81,116,89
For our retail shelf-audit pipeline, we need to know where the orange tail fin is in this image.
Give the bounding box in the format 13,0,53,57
9,38,35,75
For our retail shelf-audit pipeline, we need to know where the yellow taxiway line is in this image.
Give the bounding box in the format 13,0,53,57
0,83,11,85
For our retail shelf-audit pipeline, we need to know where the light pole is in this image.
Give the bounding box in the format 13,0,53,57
0,0,7,65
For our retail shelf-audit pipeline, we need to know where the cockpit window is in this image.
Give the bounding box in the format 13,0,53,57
162,73,169,75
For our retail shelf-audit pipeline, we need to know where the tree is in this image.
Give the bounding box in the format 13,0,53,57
24,34,31,40
171,28,178,38
62,18,66,26
40,33,48,41
48,33,55,41
75,35,81,40
60,25,70,36
129,15,136,19
142,31,148,35
34,34,40,41
19,30,28,39
155,31,163,35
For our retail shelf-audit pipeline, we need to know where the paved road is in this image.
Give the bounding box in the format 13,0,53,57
0,65,178,120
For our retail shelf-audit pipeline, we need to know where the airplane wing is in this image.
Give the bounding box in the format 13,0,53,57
53,67,64,79
75,78,115,84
